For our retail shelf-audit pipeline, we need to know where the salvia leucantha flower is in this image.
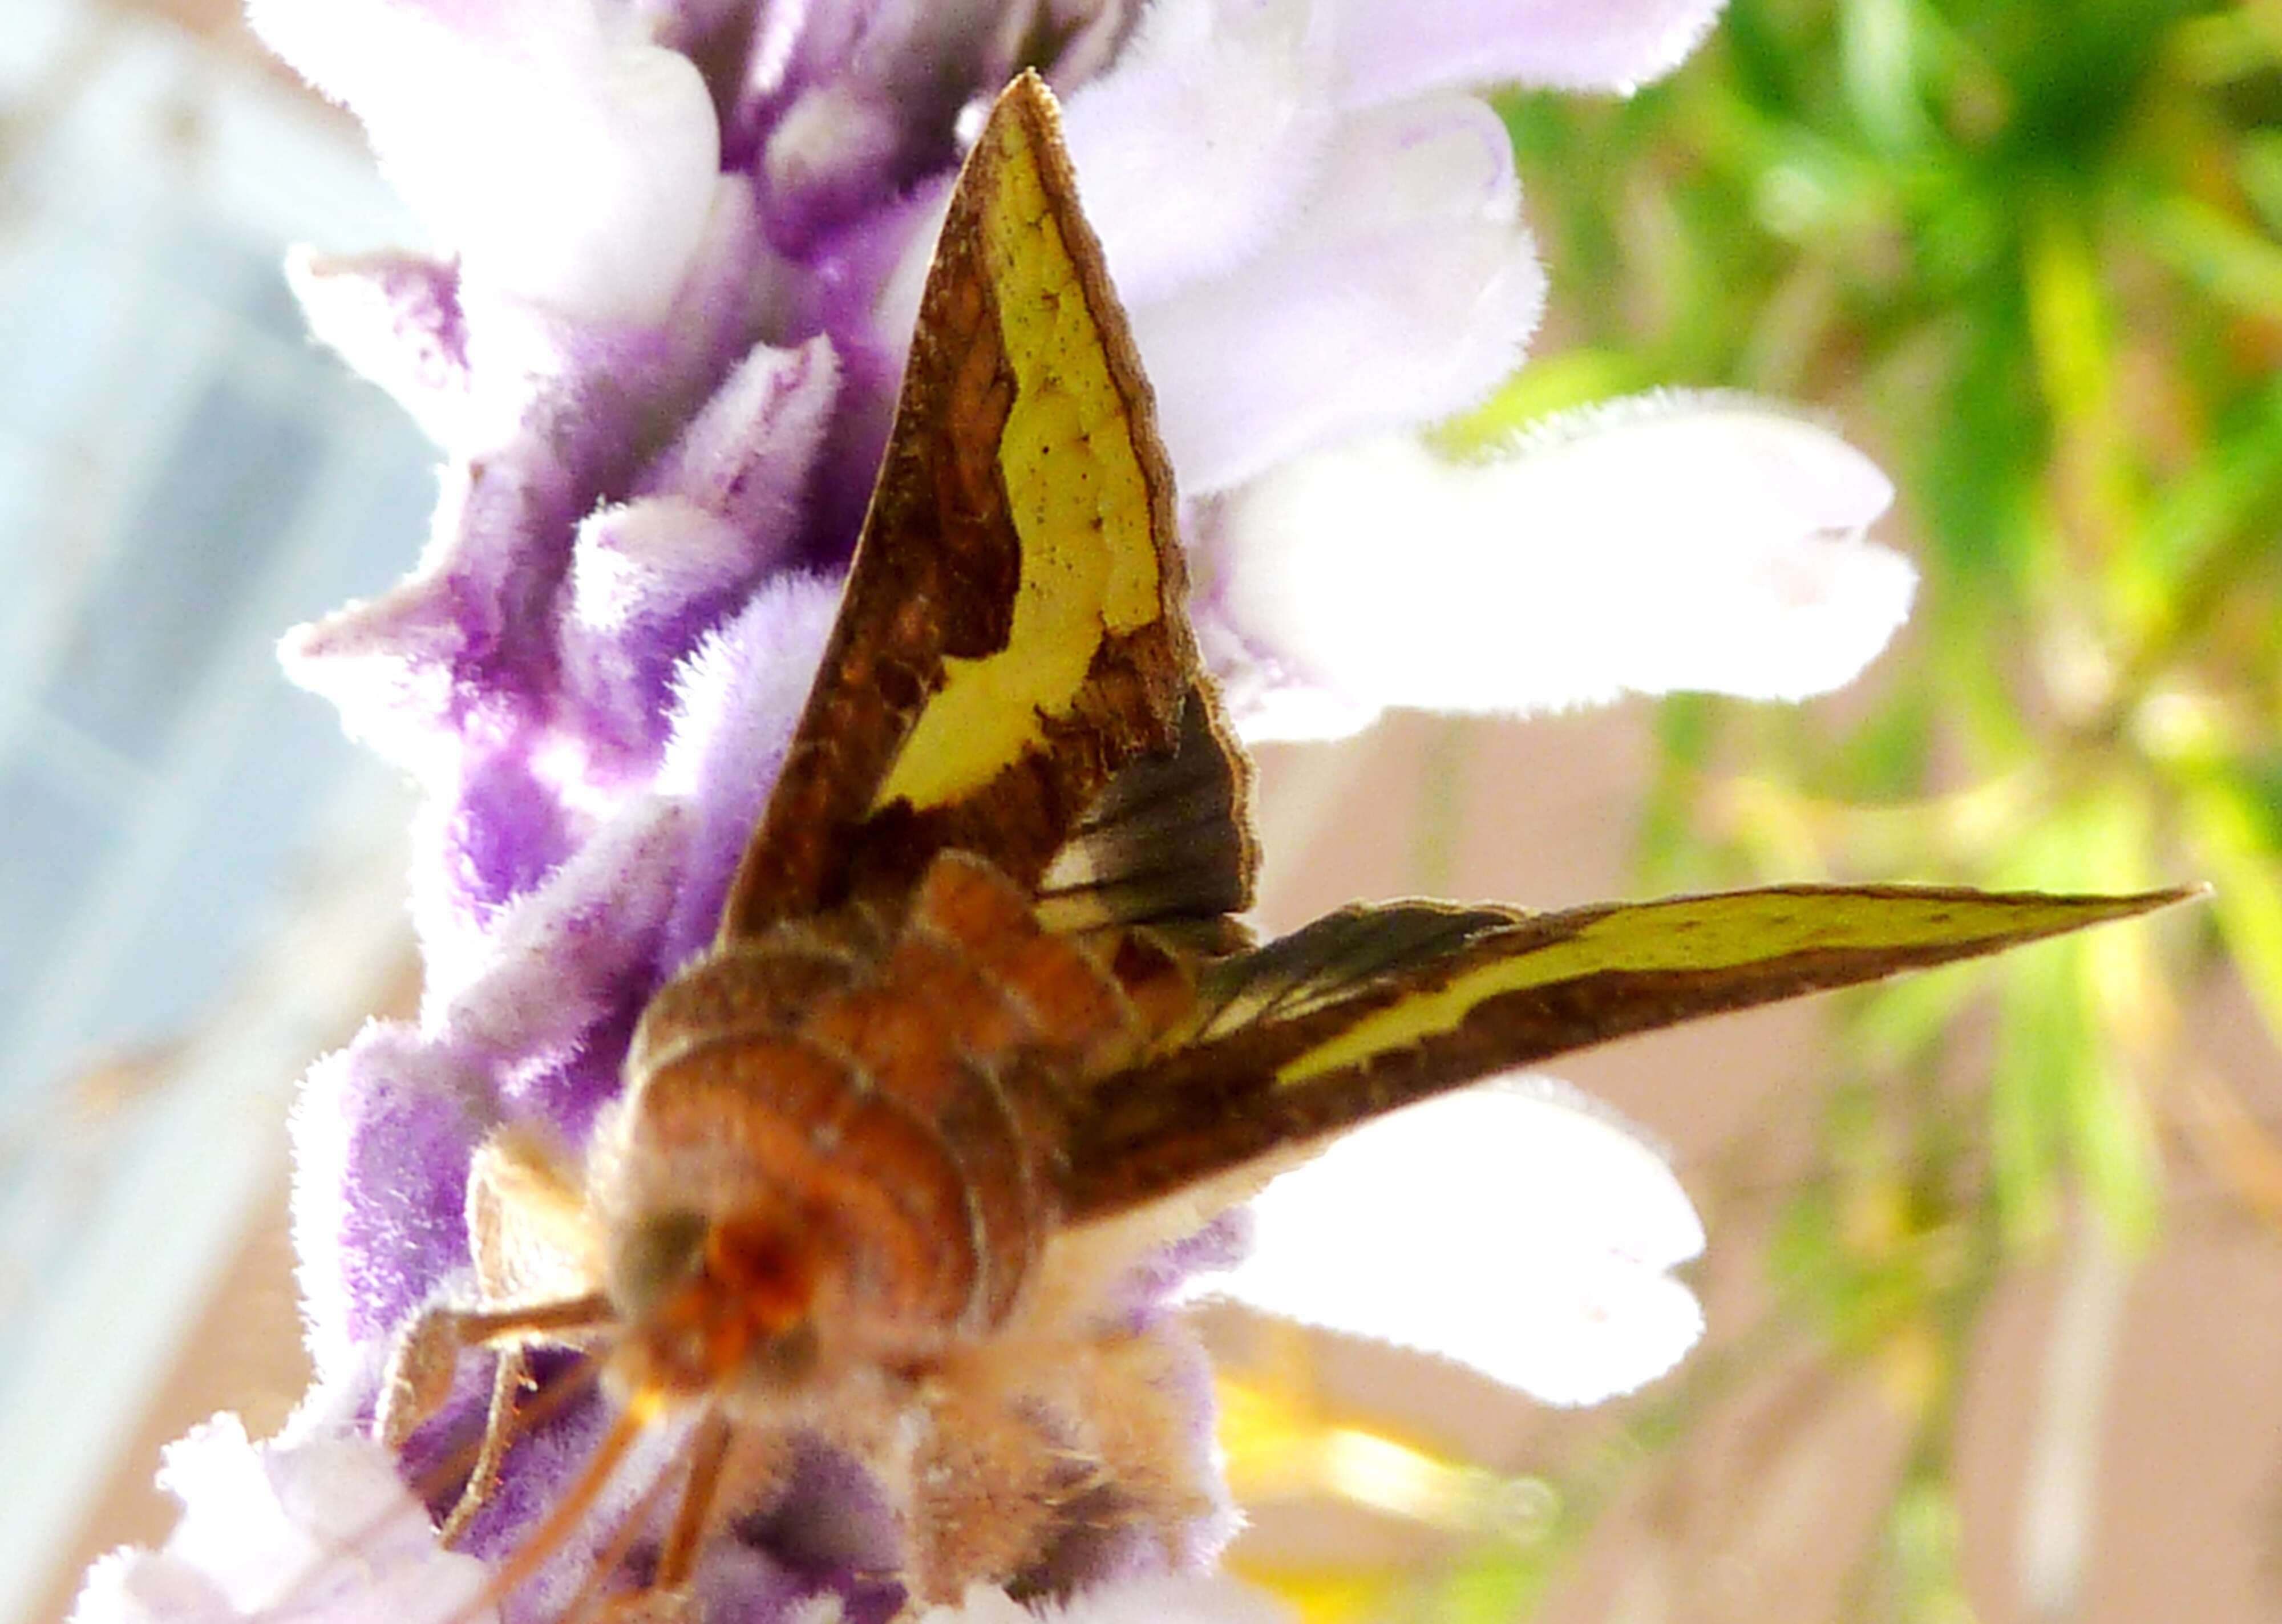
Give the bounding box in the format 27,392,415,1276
74,3,1915,1623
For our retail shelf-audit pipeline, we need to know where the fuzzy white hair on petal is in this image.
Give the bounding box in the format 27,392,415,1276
249,0,720,325
1193,1080,1708,1407
1135,94,1542,495
641,335,841,541
1335,0,1731,105
657,574,844,801
1209,398,1911,719
285,250,474,450
70,1414,495,1624
1059,0,1338,307
568,500,752,633
426,797,687,1042
765,83,902,200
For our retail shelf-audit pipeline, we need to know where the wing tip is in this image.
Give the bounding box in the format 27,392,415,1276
996,67,1062,140
2058,881,2208,922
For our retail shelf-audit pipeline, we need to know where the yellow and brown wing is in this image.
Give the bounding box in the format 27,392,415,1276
719,73,1240,942
1062,883,2195,1221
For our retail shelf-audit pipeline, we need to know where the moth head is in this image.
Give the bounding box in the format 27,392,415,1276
605,1204,823,1399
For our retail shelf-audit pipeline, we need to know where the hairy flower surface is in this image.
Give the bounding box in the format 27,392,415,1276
75,2,1917,1623
71,1394,495,1624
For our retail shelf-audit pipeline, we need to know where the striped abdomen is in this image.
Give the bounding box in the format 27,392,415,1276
597,852,1148,1395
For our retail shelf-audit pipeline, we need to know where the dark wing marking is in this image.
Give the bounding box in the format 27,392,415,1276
1187,897,1523,1039
1034,682,1258,942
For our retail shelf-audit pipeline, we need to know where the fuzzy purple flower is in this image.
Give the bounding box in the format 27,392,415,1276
75,2,1917,1622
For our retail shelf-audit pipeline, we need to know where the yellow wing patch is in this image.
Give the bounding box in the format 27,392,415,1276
873,106,1163,814
1274,887,2194,1087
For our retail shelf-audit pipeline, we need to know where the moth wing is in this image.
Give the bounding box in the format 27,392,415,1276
1034,678,1259,945
719,72,1200,940
1186,897,1527,1036
1191,1080,1706,1406
1063,883,2193,1221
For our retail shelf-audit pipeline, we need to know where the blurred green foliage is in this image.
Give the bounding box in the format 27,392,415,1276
1434,0,2280,1615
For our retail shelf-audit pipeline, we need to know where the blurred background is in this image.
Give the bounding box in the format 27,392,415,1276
8,2,2281,1622
0,0,426,1610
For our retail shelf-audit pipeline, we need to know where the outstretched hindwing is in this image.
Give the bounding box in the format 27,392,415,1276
1062,883,2194,1221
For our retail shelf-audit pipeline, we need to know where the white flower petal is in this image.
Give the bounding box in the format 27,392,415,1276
1334,0,1729,104
764,82,904,214
657,573,844,802
919,1574,1296,1624
640,334,840,544
71,1414,494,1624
72,1550,234,1624
567,498,749,634
868,183,954,366
286,249,472,449
1195,613,1384,743
427,796,686,1043
250,0,719,325
1060,0,1337,308
1138,94,1540,495
1209,398,1910,719
1197,1082,1706,1407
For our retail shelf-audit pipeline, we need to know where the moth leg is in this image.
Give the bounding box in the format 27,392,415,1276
581,1418,759,1624
376,1291,614,1450
552,1427,710,1624
375,1299,476,1452
380,1124,614,1460
655,1412,736,1590
436,1347,529,1545
376,1291,617,1558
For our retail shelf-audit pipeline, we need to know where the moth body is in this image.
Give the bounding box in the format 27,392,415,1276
593,849,1167,1411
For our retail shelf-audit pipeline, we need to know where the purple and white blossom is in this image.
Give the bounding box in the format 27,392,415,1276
74,0,1919,1621
70,1394,494,1624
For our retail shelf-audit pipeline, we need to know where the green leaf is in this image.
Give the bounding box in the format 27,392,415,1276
1989,946,2067,1249
2240,131,2282,237
1430,348,1648,455
2128,191,2282,323
2139,378,2282,576
1888,1473,1975,1624
1822,689,1937,801
1845,962,1983,1074
2181,773,2282,1048
1842,0,1936,153
1979,793,2168,1246
1426,1554,1553,1624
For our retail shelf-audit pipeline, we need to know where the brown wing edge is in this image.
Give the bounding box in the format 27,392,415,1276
714,72,1195,944
1060,883,2200,1224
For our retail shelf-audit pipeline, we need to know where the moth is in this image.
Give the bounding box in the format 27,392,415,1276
374,70,2185,1617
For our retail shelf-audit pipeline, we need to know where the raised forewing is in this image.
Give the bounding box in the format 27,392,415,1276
719,72,1200,941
